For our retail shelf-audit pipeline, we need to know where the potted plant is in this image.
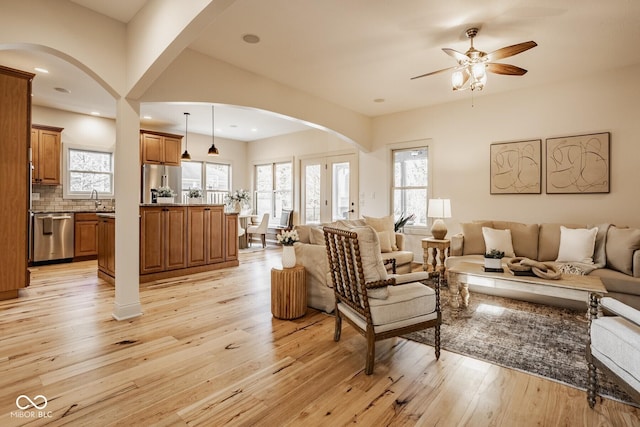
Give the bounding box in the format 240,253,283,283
187,187,203,204
157,186,176,204
484,248,505,270
394,212,415,232
225,189,251,213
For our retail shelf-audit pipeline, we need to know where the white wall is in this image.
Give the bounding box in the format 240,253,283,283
366,64,640,231
177,132,248,191
33,105,116,149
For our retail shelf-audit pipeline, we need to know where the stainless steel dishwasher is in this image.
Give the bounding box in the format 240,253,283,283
32,212,75,262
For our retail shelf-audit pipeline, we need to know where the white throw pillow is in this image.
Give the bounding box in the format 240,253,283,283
482,227,515,257
556,226,598,264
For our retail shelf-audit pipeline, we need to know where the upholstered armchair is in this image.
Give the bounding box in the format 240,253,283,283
587,297,640,407
323,225,441,375
247,213,269,248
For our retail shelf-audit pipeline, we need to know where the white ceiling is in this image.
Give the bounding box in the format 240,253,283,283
3,0,640,141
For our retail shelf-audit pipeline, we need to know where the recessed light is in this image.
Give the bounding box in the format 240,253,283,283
251,128,257,132
34,67,49,74
54,87,71,94
143,115,152,120
374,98,385,103
242,34,260,44
90,111,101,116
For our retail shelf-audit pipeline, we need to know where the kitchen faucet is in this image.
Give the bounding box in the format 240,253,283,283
90,189,102,210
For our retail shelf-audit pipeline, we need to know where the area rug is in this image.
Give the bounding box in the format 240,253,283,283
403,290,635,406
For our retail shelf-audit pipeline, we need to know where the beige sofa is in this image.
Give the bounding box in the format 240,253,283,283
294,218,415,313
445,220,640,310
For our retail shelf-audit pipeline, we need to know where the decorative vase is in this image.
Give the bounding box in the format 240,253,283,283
484,257,502,270
228,201,241,213
282,245,296,268
157,197,174,204
188,197,203,205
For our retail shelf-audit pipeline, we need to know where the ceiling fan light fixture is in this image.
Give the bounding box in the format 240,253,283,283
452,71,464,90
471,63,486,80
181,112,191,161
413,27,536,94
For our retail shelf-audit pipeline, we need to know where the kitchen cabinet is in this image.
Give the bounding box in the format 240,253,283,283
187,206,225,266
0,65,33,299
75,212,99,258
139,205,239,282
97,216,115,281
140,130,182,166
31,124,63,185
225,213,238,261
140,206,187,274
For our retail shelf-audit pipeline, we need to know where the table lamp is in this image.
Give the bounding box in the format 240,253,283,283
428,198,451,239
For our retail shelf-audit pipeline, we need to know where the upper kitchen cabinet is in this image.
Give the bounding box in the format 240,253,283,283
0,65,33,299
140,130,182,166
31,124,63,185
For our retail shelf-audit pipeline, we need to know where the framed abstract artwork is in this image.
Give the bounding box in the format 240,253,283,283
546,132,610,194
490,139,541,194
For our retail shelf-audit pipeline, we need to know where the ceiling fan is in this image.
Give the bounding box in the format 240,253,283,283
411,27,537,91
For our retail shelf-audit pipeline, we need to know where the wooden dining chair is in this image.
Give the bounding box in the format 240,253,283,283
323,225,441,375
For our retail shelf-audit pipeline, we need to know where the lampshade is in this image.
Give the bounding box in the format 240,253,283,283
208,105,219,156
181,112,191,161
428,198,451,240
428,199,451,219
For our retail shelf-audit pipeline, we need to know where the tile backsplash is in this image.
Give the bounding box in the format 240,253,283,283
31,185,114,212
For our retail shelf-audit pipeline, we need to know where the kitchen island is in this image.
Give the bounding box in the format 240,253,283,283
97,204,239,285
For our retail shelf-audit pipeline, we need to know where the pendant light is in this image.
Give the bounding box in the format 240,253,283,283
208,105,219,156
181,112,191,161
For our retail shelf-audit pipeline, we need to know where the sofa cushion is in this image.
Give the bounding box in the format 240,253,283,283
461,221,493,255
337,224,389,299
538,223,587,261
482,227,515,257
377,230,393,253
606,226,640,276
381,250,414,267
309,226,325,245
367,282,436,325
590,315,640,390
556,226,598,264
363,215,398,251
294,224,313,244
492,221,539,259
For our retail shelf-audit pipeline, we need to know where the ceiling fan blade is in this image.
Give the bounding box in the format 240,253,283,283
410,65,457,80
442,48,469,63
487,41,537,61
486,63,528,76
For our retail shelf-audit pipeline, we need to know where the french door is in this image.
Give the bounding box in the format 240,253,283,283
300,154,358,224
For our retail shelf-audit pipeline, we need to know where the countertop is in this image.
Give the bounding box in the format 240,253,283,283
96,212,116,219
31,209,115,214
139,203,225,207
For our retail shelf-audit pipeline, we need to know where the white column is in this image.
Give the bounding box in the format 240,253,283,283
112,97,142,320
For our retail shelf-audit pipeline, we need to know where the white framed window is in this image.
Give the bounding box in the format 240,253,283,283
180,161,231,203
255,161,292,225
392,147,428,230
63,144,114,199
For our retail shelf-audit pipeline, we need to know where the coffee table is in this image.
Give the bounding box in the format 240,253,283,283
447,262,607,317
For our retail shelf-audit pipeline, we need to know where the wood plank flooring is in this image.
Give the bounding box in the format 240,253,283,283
1,248,638,426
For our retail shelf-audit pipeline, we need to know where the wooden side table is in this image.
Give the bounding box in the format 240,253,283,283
271,265,307,319
422,237,450,277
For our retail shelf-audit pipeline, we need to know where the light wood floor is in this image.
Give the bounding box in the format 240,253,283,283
1,248,638,426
